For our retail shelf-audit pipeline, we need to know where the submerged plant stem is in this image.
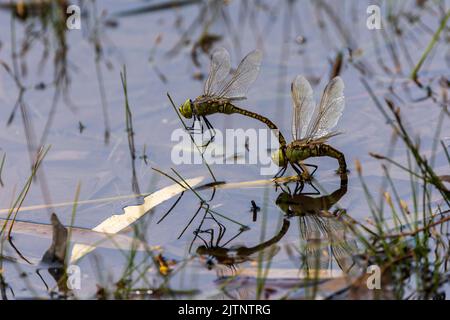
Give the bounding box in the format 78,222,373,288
410,10,450,81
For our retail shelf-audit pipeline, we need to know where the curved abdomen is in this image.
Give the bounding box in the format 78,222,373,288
228,105,287,147
193,101,287,147
289,143,347,173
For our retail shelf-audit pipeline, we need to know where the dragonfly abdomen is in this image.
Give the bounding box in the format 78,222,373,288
230,105,287,147
192,99,287,147
318,144,347,173
287,143,347,174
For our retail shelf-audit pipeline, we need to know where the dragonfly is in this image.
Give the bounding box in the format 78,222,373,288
195,212,289,274
272,75,347,179
179,47,286,147
275,178,356,274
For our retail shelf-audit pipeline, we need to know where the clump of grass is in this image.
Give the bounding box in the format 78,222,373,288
0,146,50,298
0,147,50,249
342,79,450,299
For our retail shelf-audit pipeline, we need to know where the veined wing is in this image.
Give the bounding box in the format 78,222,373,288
299,215,328,241
330,237,357,273
291,75,315,141
299,215,331,270
323,216,357,273
305,77,345,141
204,47,231,97
216,49,262,99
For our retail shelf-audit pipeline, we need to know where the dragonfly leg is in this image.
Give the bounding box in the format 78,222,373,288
195,116,213,145
309,181,321,195
291,163,302,176
302,163,318,176
215,219,227,246
284,184,292,194
186,115,201,132
186,118,195,131
207,187,217,202
200,139,212,149
197,116,216,148
294,180,305,194
206,211,224,245
157,191,185,224
178,202,205,239
189,208,210,253
273,166,288,191
193,228,213,248
273,166,287,179
202,116,216,142
292,162,311,181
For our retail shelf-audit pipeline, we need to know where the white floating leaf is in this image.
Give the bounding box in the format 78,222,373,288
69,177,203,263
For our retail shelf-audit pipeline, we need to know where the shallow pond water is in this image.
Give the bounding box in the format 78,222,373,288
0,0,449,299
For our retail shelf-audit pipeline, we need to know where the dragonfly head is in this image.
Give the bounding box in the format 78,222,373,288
275,193,291,213
196,245,208,255
271,148,288,167
179,99,193,118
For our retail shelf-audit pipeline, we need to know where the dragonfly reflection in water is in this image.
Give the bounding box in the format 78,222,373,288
276,175,357,274
178,47,286,148
193,175,357,278
194,212,290,275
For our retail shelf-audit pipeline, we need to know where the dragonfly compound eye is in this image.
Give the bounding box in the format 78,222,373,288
179,99,193,118
196,245,207,255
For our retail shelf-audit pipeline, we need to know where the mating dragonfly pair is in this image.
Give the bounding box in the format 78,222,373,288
178,47,347,180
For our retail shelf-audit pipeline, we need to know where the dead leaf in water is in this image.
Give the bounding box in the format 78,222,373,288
41,213,67,265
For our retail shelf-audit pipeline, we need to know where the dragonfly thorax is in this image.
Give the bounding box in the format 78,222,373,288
286,145,311,162
192,96,232,116
272,145,311,168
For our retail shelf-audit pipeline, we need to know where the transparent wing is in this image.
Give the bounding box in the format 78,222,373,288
305,76,345,141
302,216,331,270
331,238,357,273
203,47,231,97
291,75,315,141
325,217,357,273
299,215,326,241
216,49,262,99
305,242,331,271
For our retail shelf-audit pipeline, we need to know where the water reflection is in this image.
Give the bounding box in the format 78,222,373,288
1,0,447,299
276,175,357,275
193,174,358,287
195,214,289,275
